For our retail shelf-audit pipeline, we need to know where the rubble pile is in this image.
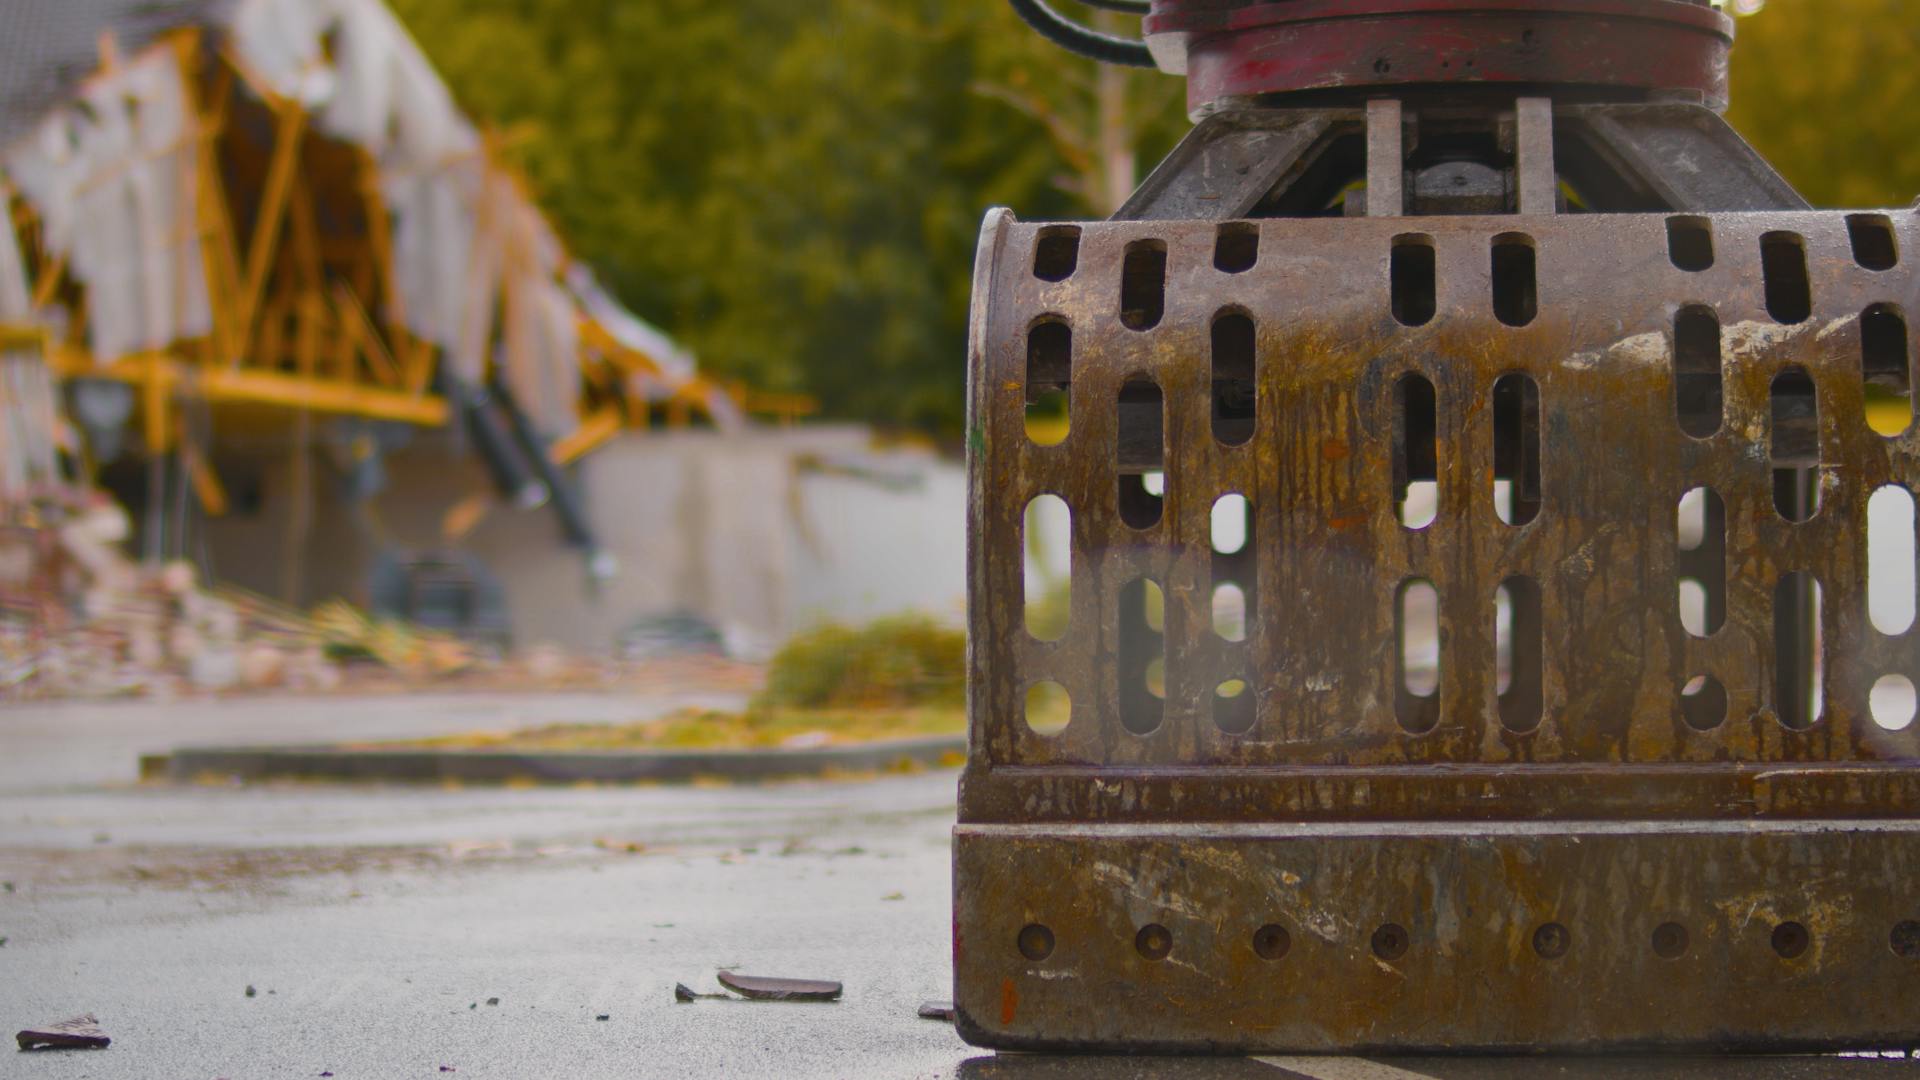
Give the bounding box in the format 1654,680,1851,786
1,493,766,704
0,494,475,702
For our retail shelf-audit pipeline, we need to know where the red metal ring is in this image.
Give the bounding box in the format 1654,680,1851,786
1143,0,1734,114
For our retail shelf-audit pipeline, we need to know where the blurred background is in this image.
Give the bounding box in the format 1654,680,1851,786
0,0,1912,699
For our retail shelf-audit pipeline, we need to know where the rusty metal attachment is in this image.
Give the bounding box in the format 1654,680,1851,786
954,46,1920,1046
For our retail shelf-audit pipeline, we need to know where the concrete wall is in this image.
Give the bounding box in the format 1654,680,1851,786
201,425,978,655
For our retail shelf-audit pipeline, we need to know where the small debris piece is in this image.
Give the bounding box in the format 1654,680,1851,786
321,1072,334,1077
918,1000,956,1022
468,1003,477,1010
245,985,257,997
595,1014,610,1021
440,1068,457,1073
715,971,843,1002
882,891,905,901
16,1014,111,1050
673,983,728,1003
485,997,499,1006
1,936,8,947
3,881,14,892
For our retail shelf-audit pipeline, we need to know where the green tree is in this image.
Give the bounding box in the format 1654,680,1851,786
385,0,1183,433
1727,0,1920,207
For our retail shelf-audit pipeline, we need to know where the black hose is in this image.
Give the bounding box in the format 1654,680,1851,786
1075,0,1151,13
1007,0,1155,67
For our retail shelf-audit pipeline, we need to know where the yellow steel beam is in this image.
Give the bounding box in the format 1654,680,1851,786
236,104,306,347
180,433,229,516
547,405,622,466
47,348,448,426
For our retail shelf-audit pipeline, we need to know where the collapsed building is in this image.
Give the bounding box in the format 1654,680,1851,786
0,0,842,652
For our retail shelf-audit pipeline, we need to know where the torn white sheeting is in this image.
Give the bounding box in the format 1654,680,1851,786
1,348,61,502
0,184,29,322
228,0,737,432
3,47,211,361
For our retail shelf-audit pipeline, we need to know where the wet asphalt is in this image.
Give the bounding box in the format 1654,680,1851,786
3,693,1917,1079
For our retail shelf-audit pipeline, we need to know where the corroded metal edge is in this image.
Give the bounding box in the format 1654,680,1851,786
953,821,1920,1052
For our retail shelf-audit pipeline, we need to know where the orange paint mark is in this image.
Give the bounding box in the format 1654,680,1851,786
1320,438,1352,461
1328,514,1367,530
999,978,1019,1026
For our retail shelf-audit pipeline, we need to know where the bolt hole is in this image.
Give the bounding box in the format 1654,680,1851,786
1532,921,1570,959
1017,923,1054,961
1135,923,1172,961
1680,674,1727,731
1652,921,1689,959
1371,922,1409,961
1373,57,1391,75
1253,923,1292,961
1891,921,1920,958
1772,920,1810,960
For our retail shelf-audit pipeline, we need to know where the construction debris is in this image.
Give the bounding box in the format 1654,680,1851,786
714,971,843,1002
2,488,762,703
917,1001,955,1023
15,1014,111,1051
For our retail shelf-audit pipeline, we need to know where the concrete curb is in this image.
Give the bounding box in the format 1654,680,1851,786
142,735,967,785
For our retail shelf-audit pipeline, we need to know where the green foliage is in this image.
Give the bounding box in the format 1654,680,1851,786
756,614,965,710
384,0,1183,434
382,0,1915,437
1728,0,1920,207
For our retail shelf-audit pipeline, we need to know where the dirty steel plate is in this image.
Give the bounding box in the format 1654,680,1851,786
954,820,1920,1052
955,207,1920,1050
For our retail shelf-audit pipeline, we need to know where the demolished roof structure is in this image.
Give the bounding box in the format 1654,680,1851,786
0,0,791,511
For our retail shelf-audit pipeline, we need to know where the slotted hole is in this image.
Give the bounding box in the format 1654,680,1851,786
1213,495,1254,643
1681,674,1727,731
1496,577,1542,733
1390,235,1436,327
1211,312,1256,445
1396,579,1441,734
1023,494,1070,642
1117,378,1164,528
1393,373,1438,529
1676,487,1726,638
1492,373,1541,526
1848,213,1899,271
1024,680,1070,737
1770,368,1820,522
1863,304,1911,436
1491,234,1537,327
1674,305,1723,438
1214,677,1254,735
1212,494,1248,555
1872,674,1916,732
1120,240,1166,331
1667,216,1714,272
1033,225,1080,282
1214,222,1258,274
1762,231,1812,324
1025,320,1071,446
1773,571,1824,730
1869,485,1915,636
1120,577,1164,735
1212,583,1246,642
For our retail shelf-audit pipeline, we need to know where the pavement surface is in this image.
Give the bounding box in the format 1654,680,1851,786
3,692,1919,1078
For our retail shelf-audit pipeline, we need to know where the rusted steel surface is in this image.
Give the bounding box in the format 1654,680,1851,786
956,205,1920,1049
1141,0,1733,116
964,208,1919,801
954,821,1920,1051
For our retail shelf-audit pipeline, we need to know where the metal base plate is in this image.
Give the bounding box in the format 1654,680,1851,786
954,821,1920,1052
